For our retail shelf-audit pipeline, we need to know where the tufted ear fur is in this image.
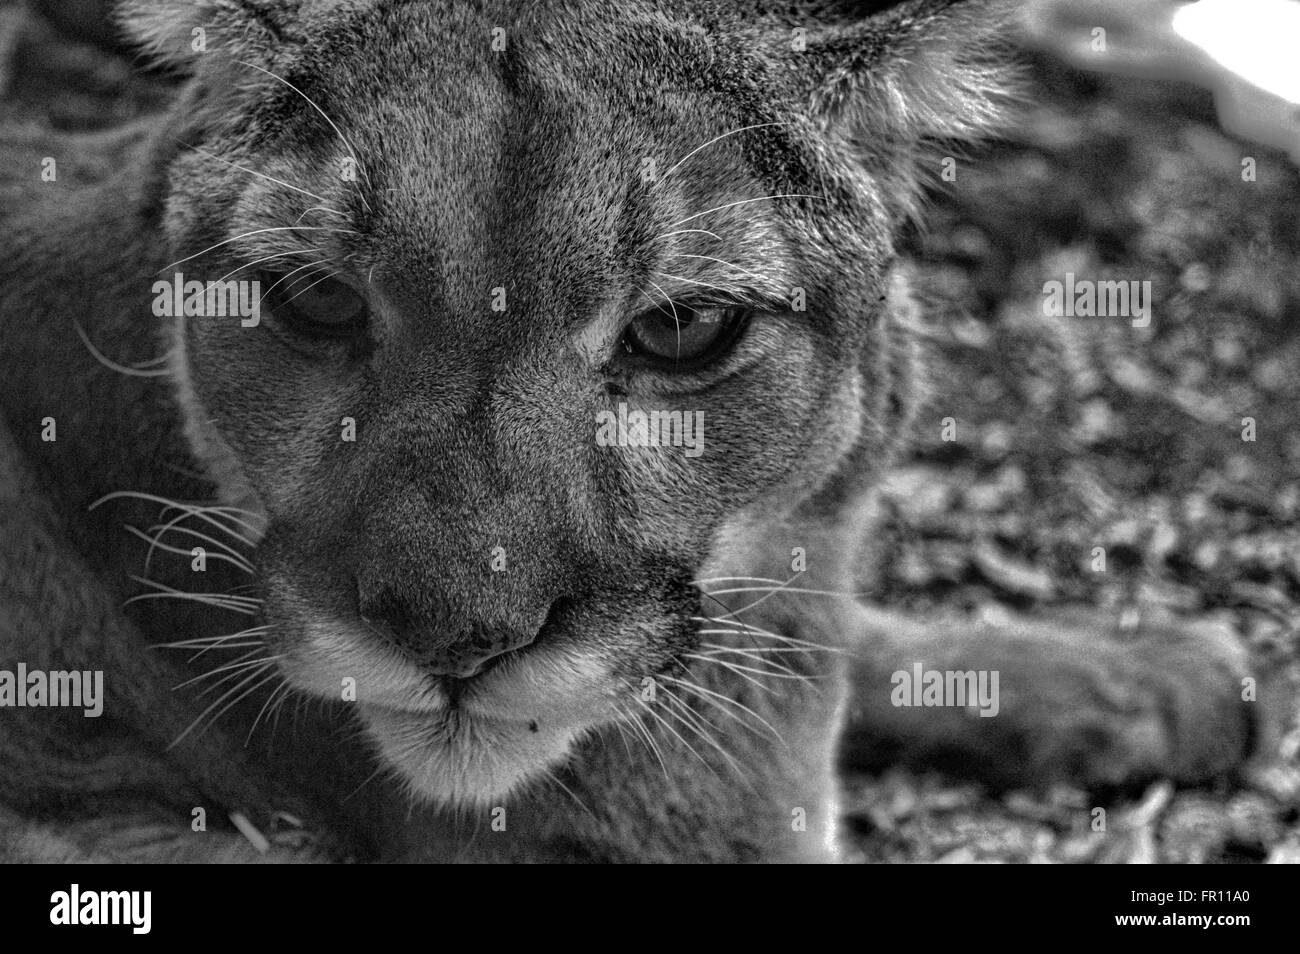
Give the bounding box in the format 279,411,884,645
114,0,380,150
754,0,1021,220
117,0,304,70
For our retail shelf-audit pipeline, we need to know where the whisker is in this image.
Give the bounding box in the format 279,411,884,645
173,650,268,691
295,205,351,224
654,228,722,242
177,140,334,205
125,575,262,616
236,60,374,214
265,260,333,295
281,268,342,306
141,521,254,570
654,271,738,296
155,628,269,650
635,695,712,772
698,575,806,621
705,585,863,599
159,226,356,274
661,675,785,744
667,193,824,228
681,655,777,695
124,524,254,576
696,644,807,678
644,278,681,323
675,253,771,285
159,502,263,541
657,686,746,778
625,709,669,778
662,122,790,179
216,248,318,284
128,574,262,606
690,575,789,586
686,653,821,685
91,491,259,543
169,667,280,749
698,625,855,660
541,769,593,816
73,321,172,378
658,698,743,781
246,675,293,746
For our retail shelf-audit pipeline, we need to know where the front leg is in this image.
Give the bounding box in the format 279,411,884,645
839,604,1259,792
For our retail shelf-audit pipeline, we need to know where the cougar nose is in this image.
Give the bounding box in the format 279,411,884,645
358,596,558,679
418,628,537,679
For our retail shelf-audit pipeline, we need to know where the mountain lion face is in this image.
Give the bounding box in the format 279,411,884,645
125,0,1011,805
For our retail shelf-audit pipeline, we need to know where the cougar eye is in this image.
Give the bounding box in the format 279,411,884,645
622,301,749,367
260,271,368,337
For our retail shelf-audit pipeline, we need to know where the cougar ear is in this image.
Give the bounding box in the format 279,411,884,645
797,1,1017,137
773,0,1021,217
116,0,300,72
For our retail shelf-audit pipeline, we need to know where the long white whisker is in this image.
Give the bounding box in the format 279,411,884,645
281,268,342,306
663,122,790,179
247,676,293,746
654,271,738,295
661,675,785,744
686,653,819,684
668,193,824,227
140,522,254,571
657,687,745,778
682,655,776,694
237,60,374,214
676,253,771,285
266,260,332,295
169,667,280,749
696,644,807,678
178,141,333,204
636,696,711,771
159,226,355,274
90,492,259,545
173,650,268,691
216,248,317,284
124,525,254,576
654,228,722,242
73,322,172,378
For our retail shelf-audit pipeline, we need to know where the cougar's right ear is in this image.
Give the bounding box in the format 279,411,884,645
116,0,304,72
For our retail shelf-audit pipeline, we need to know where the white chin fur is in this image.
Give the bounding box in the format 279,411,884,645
359,703,581,807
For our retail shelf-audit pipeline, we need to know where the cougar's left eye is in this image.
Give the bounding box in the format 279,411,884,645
622,301,749,367
260,271,368,338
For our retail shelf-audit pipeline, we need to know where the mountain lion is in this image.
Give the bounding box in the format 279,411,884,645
0,0,1256,862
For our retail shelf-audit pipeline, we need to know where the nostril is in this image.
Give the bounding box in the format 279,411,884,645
356,590,573,679
419,597,573,678
536,596,572,639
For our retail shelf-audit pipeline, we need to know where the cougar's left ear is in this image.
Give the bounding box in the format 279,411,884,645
764,0,1021,218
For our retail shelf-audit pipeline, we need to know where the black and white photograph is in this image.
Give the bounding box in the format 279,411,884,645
0,0,1296,893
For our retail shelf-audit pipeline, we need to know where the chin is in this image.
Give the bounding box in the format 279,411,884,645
358,703,584,807
277,617,620,807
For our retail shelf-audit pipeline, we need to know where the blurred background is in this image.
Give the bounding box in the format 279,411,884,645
845,1,1300,861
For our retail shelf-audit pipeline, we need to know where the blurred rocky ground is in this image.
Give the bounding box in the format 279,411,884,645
841,53,1300,863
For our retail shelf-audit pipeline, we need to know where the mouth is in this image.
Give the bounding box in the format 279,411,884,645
356,691,588,807
275,616,621,805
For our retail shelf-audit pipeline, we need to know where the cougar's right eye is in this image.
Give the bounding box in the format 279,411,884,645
260,271,369,338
